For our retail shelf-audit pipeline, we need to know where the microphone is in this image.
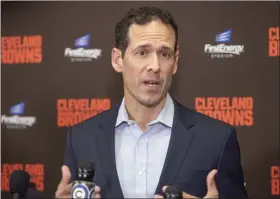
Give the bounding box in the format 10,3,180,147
71,162,96,199
9,170,44,199
10,170,31,199
163,185,183,199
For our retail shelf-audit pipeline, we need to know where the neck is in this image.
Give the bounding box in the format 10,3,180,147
124,92,167,131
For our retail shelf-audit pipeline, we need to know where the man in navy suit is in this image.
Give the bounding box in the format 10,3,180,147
55,6,248,199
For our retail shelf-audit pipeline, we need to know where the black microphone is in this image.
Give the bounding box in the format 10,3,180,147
9,170,44,199
71,162,96,199
10,170,31,199
164,185,183,199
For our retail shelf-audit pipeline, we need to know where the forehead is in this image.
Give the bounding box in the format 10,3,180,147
127,20,176,49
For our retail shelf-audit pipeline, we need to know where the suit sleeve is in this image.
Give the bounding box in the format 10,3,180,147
216,127,248,199
64,127,77,181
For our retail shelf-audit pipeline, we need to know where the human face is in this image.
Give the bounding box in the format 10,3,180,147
112,20,179,107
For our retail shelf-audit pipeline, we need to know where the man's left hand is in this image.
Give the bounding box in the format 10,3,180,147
154,169,218,198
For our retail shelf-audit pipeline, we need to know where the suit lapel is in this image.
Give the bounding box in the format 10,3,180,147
95,104,124,198
155,100,197,195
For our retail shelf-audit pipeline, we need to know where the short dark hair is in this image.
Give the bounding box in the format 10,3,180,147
115,6,178,57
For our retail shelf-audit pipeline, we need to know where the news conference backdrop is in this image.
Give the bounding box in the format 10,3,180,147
1,1,279,198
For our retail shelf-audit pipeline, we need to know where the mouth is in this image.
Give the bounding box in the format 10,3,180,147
142,80,160,88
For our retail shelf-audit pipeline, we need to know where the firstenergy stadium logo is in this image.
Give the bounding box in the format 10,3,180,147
195,97,253,127
1,102,36,129
1,35,42,64
64,33,102,62
57,98,111,127
204,29,244,58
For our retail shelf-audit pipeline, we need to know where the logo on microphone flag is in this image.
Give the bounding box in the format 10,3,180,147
71,184,90,199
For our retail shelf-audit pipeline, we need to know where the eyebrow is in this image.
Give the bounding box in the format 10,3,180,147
160,46,174,51
134,44,174,52
134,44,152,50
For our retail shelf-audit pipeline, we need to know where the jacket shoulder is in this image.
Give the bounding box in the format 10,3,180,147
69,103,120,133
175,100,235,133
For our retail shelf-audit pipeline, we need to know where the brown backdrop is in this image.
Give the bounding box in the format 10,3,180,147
1,1,279,198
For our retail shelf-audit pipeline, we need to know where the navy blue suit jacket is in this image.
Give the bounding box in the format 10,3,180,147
64,99,248,199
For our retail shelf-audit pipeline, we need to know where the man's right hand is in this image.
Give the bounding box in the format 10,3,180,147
55,165,101,198
55,165,72,198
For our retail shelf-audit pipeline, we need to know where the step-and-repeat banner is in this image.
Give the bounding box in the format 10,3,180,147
1,1,279,198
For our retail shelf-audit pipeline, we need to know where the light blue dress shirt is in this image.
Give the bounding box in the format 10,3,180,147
115,94,174,198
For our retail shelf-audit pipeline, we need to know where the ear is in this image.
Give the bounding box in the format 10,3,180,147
111,47,123,73
172,44,179,75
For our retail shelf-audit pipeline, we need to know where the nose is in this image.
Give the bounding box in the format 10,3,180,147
146,54,160,72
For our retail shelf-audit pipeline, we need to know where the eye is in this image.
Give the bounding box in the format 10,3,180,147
137,49,148,57
161,51,172,59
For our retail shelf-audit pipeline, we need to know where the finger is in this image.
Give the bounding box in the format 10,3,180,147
61,165,71,185
182,191,198,198
205,169,218,198
65,183,72,193
154,194,163,198
55,189,62,198
58,193,71,199
162,185,168,193
57,182,72,192
206,169,218,191
55,187,65,198
55,189,71,199
94,185,101,193
56,183,72,198
94,193,101,199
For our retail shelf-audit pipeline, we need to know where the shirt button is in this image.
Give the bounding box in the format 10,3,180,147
138,170,145,176
140,138,148,143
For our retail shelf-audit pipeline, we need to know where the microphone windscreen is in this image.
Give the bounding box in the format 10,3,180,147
164,185,183,199
9,170,30,195
76,161,95,181
165,185,181,194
